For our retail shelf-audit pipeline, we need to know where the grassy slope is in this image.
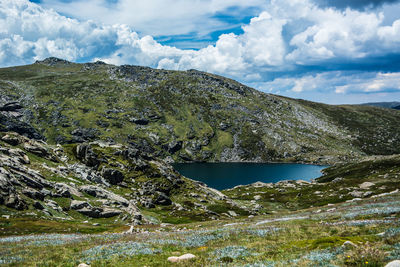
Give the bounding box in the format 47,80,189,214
1,192,400,266
1,60,400,164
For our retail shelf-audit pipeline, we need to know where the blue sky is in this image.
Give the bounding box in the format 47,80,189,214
1,0,400,104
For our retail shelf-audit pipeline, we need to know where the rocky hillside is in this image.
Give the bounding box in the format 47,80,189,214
0,131,250,227
1,58,400,164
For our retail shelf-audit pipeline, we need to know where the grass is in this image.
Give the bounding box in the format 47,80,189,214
1,192,400,266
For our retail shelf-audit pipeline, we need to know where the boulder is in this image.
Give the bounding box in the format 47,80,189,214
129,117,149,125
0,102,23,112
23,143,48,157
359,182,375,189
77,263,91,267
385,260,400,267
0,168,27,210
228,210,238,217
167,253,196,263
349,191,364,198
100,208,122,218
79,185,129,206
100,167,124,185
22,188,45,201
33,201,45,210
163,140,182,154
75,144,100,167
153,191,172,206
70,128,98,143
76,207,101,218
1,133,25,146
5,193,27,210
70,200,91,210
140,199,155,209
0,113,43,140
45,199,63,212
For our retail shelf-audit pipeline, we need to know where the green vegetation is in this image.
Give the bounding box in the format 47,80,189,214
1,59,400,164
1,59,400,266
1,192,400,266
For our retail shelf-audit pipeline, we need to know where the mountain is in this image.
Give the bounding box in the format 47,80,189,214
1,59,400,266
1,57,400,225
361,101,400,109
1,57,400,165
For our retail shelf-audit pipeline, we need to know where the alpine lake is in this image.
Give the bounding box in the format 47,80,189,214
173,162,328,190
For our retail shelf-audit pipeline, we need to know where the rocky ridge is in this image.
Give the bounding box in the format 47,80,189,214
0,130,250,226
0,58,399,164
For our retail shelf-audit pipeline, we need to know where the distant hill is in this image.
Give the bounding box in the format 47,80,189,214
361,101,400,109
1,57,400,165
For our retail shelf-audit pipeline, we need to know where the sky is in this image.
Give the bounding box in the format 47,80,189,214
1,0,400,104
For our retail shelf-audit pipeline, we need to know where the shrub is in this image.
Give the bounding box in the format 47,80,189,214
344,242,385,267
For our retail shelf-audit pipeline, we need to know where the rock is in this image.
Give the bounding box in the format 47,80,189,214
349,190,364,198
254,195,262,200
129,117,149,125
76,207,101,218
40,189,52,197
77,263,91,267
1,133,24,146
23,143,48,157
363,191,373,198
0,113,43,140
22,188,45,201
342,241,357,249
385,260,400,267
167,253,196,263
254,204,263,211
346,198,362,202
33,201,45,210
70,128,98,143
79,185,129,206
75,144,100,167
55,183,81,197
153,191,172,206
45,199,63,212
5,193,27,210
100,208,122,218
332,177,343,183
163,140,182,154
228,210,238,217
0,102,23,112
101,167,124,185
359,182,375,189
141,199,155,208
70,200,91,210
125,226,134,234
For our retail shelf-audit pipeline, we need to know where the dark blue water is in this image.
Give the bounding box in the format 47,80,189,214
173,163,327,190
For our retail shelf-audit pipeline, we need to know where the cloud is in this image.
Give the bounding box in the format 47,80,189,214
38,0,266,38
1,0,400,104
250,71,400,97
313,0,400,10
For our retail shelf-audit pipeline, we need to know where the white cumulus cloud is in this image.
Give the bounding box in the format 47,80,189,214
0,0,400,103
